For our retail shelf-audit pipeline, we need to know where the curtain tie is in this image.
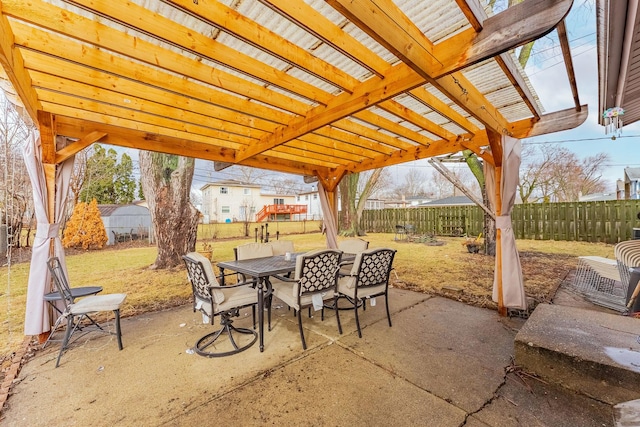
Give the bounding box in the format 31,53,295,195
35,222,60,239
495,215,511,230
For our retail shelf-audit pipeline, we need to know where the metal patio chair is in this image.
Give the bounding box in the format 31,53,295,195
269,249,343,350
183,252,258,357
337,248,397,338
46,257,127,367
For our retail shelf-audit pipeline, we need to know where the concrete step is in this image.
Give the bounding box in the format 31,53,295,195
514,303,640,405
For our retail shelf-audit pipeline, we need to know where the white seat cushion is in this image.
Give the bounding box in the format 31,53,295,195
272,279,334,311
337,279,385,299
338,238,369,255
216,285,258,313
70,293,127,314
236,243,274,260
269,240,295,256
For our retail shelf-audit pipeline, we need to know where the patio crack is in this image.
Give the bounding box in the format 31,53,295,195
458,359,510,427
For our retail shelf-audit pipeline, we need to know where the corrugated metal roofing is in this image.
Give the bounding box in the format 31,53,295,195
0,0,585,183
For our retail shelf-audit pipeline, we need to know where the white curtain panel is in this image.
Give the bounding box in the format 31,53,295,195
23,135,74,335
485,135,527,310
317,183,338,249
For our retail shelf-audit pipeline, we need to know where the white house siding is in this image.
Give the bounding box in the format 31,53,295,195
296,191,323,220
200,181,295,223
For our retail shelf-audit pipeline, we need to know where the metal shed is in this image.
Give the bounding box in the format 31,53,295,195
98,204,152,245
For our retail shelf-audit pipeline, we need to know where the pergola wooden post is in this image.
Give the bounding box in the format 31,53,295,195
38,111,57,342
488,131,505,316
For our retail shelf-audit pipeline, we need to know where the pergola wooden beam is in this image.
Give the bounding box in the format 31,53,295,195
0,0,588,184
4,1,314,114
0,8,40,124
557,20,582,111
54,117,332,177
167,0,357,93
326,0,567,134
336,134,483,176
434,0,573,77
509,104,589,138
55,131,107,163
258,0,389,78
236,64,424,161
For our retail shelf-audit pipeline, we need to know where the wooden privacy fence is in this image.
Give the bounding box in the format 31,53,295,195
360,200,640,244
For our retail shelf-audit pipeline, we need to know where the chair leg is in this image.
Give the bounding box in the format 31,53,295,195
114,309,123,350
267,296,272,331
334,295,342,335
195,313,257,358
354,298,363,338
297,309,307,350
385,294,392,327
56,315,75,368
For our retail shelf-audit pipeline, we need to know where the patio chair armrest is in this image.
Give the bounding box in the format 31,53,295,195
209,280,255,290
272,274,296,283
216,270,258,284
338,270,355,278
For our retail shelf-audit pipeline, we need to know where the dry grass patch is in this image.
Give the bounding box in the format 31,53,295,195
387,237,615,309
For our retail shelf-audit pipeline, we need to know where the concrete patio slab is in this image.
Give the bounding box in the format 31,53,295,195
471,366,612,427
0,290,616,426
172,343,468,426
338,296,518,413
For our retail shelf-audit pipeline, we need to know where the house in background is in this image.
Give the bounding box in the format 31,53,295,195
98,204,152,245
200,180,301,223
578,193,618,202
296,188,323,220
624,167,640,200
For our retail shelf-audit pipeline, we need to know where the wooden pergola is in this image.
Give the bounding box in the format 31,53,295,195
1,0,587,319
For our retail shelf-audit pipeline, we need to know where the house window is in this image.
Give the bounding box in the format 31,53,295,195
274,198,284,205
313,194,318,200
297,196,300,201
220,187,228,194
305,195,309,201
221,206,230,213
243,188,251,195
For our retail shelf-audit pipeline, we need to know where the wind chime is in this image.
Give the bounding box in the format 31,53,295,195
602,107,625,139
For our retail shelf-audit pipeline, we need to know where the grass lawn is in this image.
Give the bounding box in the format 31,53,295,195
0,232,617,358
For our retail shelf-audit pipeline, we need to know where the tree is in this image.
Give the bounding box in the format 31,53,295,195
519,144,610,202
269,177,305,195
62,199,108,249
397,169,429,198
69,148,88,206
79,144,136,204
339,168,390,236
0,94,31,252
114,153,136,203
139,151,199,269
238,198,256,237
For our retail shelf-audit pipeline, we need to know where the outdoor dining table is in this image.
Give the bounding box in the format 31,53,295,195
217,251,355,352
217,253,302,352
